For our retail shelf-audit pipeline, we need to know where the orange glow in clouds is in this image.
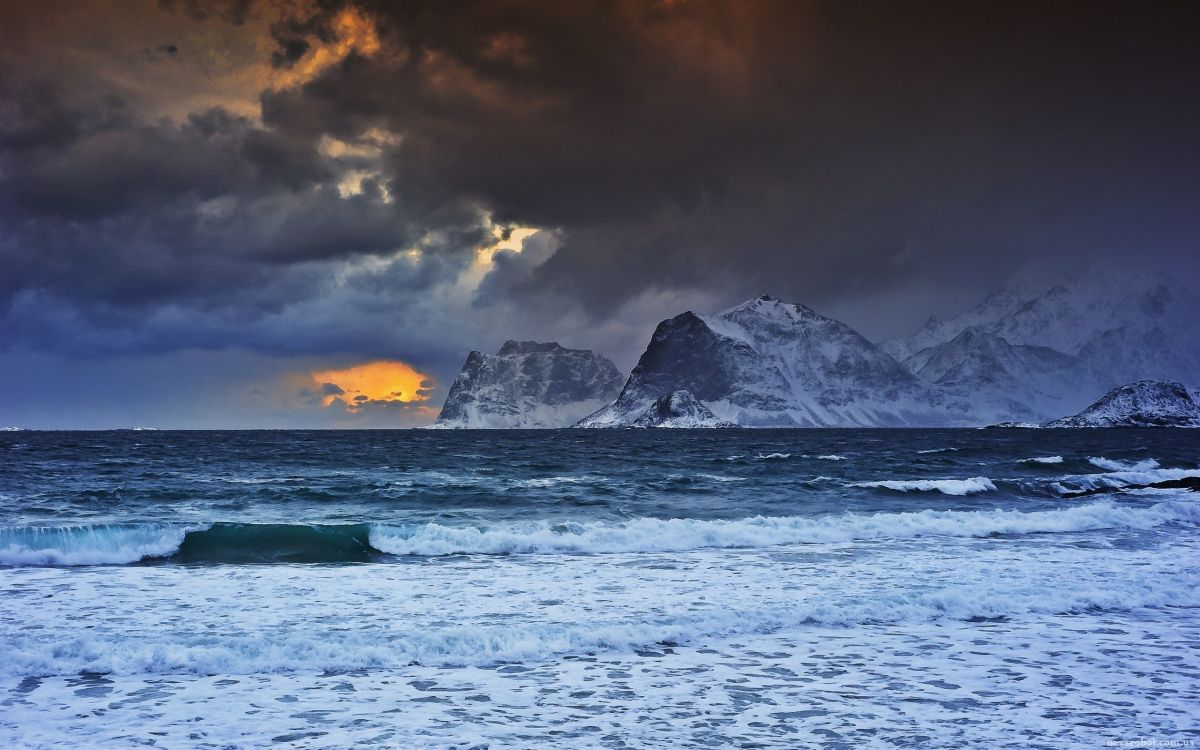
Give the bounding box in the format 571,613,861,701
311,360,433,413
272,6,382,91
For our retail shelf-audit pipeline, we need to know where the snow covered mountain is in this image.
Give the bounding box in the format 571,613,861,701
577,295,970,427
1044,380,1200,427
433,341,624,428
438,271,1200,429
884,272,1200,421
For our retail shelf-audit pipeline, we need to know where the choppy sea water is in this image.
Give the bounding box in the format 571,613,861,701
1,428,1198,749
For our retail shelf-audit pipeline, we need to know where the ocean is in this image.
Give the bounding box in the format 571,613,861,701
1,428,1197,748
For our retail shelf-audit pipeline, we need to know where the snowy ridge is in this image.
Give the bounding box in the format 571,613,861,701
578,295,970,427
434,341,624,428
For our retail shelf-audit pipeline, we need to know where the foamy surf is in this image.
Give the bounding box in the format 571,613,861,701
5,562,1198,677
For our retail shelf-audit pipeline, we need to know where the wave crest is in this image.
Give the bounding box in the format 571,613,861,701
369,500,1197,556
0,524,196,566
1089,457,1160,472
851,477,996,495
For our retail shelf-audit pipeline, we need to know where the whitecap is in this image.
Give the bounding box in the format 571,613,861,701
1054,467,1200,494
1088,457,1160,472
850,477,996,495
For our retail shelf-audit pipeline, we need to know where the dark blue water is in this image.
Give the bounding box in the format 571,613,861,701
2,429,1198,748
3,428,1197,527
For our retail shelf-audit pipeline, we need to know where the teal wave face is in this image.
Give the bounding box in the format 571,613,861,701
174,524,379,564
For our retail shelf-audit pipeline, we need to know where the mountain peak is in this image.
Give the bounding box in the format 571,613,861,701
497,340,566,356
719,294,819,323
579,294,952,428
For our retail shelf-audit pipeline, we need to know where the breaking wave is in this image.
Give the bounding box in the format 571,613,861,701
371,500,1198,555
5,499,1197,567
851,477,997,495
1023,456,1064,465
0,524,198,566
1089,457,1160,472
1053,467,1200,495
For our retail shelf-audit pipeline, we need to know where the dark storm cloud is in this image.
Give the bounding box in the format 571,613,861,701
159,0,253,25
259,0,1200,320
2,0,1198,371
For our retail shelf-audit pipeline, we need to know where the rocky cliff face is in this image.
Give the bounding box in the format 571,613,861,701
1043,380,1200,427
433,341,624,428
577,296,969,427
628,390,735,428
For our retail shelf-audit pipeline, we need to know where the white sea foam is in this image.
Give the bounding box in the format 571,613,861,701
4,558,1198,677
815,454,847,461
368,500,1197,556
0,524,199,566
850,477,997,495
7,609,1196,749
917,447,958,454
756,452,791,460
1088,456,1160,472
1023,456,1064,464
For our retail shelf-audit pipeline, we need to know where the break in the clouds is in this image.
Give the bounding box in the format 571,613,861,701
1,0,1198,426
306,360,435,415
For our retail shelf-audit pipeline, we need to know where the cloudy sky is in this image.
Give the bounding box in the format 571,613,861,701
1,0,1197,427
